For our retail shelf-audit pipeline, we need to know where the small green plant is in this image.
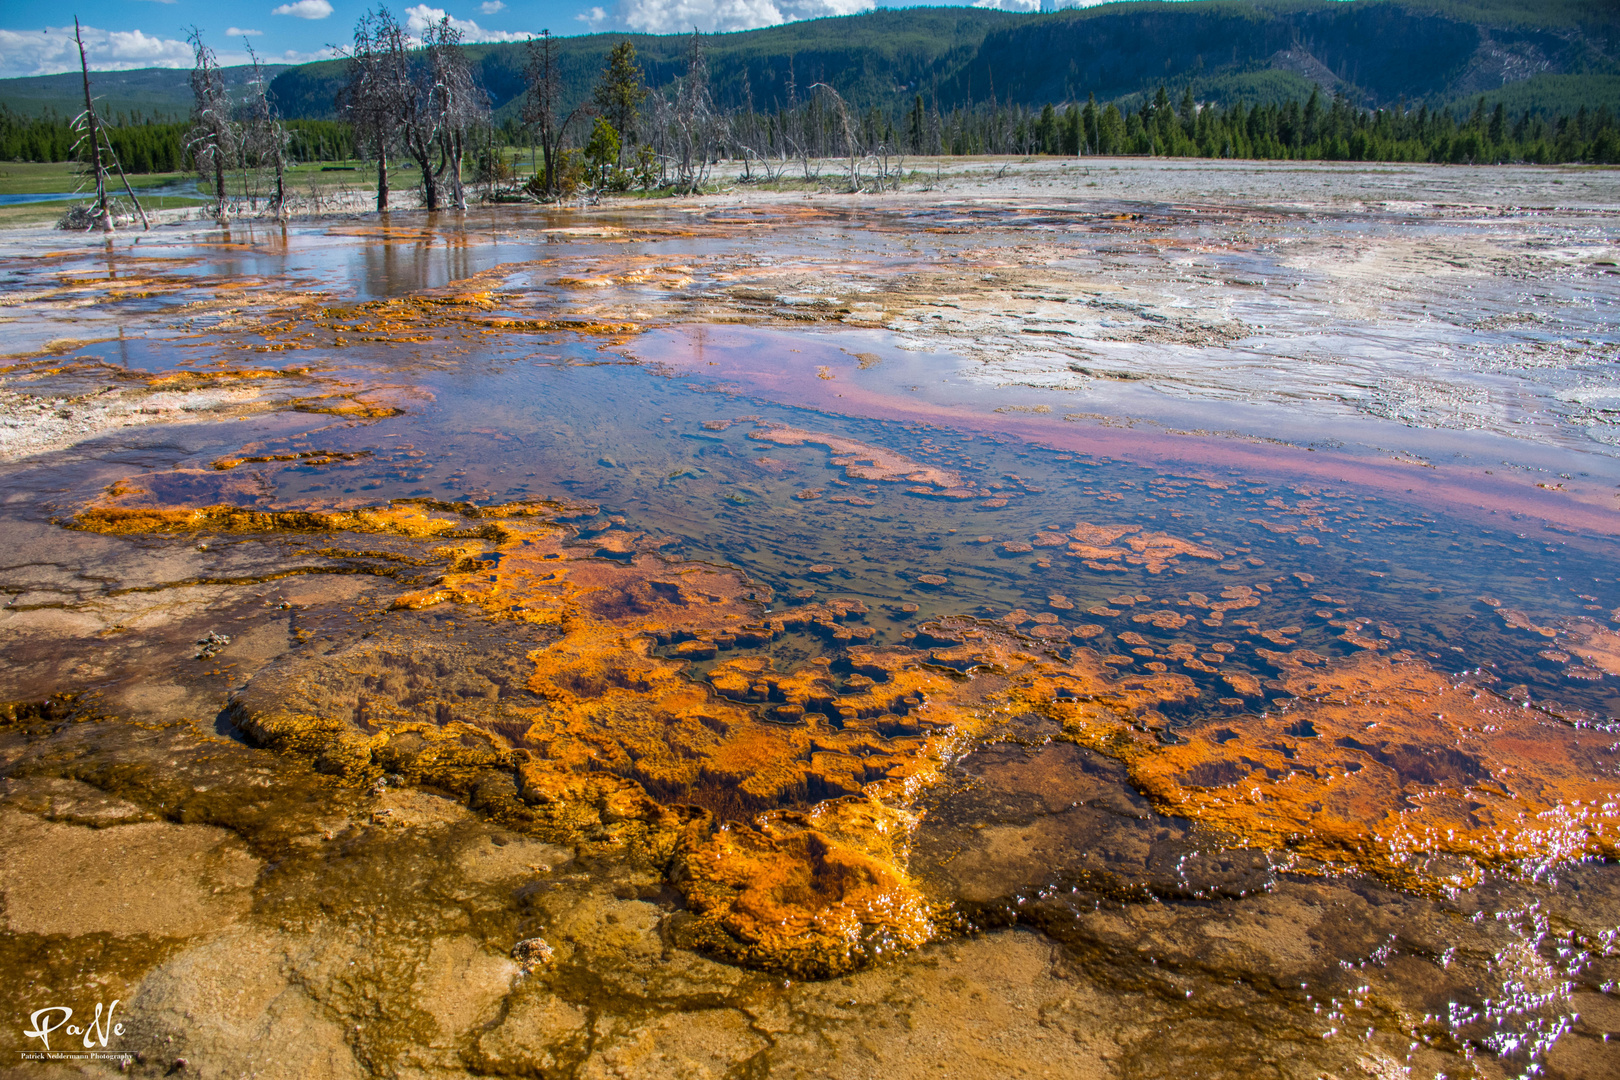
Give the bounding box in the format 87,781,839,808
554,148,586,195
584,118,620,187
631,144,659,191
474,147,513,185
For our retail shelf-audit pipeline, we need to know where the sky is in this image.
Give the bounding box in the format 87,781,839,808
0,0,1115,79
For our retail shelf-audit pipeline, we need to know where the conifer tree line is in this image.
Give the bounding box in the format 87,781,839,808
1009,85,1620,166
730,83,1619,168
0,108,349,173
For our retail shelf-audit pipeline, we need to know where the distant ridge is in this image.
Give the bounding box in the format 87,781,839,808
1,1,1616,124
0,65,289,121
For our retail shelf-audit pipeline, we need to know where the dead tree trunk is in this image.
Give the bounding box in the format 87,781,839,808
74,19,112,232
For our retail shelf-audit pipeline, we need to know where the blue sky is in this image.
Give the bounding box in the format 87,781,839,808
0,0,1106,79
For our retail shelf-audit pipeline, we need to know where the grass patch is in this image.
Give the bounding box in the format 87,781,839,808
0,202,80,228
0,162,195,196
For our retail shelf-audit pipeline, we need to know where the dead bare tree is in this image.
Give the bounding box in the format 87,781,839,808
339,8,409,212
68,19,147,231
187,27,237,223
778,56,814,181
666,31,717,194
523,30,592,198
239,42,289,216
808,84,860,191
421,18,486,210
728,109,784,183
875,137,904,192
396,17,452,211
397,54,443,207
726,72,786,184
784,74,825,182
647,93,672,187
72,19,112,231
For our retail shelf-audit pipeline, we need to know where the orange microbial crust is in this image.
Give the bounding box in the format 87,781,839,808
68,493,1203,976
137,366,312,388
66,493,1620,968
211,449,371,471
747,425,964,489
679,798,936,974
220,271,644,353
1496,608,1620,682
1032,649,1620,891
371,514,1205,973
2,357,318,391
290,395,406,417
1064,521,1224,574
0,259,214,309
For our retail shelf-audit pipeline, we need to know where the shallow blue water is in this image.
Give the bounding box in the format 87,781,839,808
0,193,85,206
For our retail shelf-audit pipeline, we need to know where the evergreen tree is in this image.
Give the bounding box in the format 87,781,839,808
594,40,647,166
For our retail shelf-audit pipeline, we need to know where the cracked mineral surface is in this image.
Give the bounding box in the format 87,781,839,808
2,160,1618,1079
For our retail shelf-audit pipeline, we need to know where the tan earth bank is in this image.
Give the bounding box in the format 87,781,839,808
3,161,1620,1078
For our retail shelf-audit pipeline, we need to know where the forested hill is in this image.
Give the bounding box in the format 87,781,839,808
951,2,1619,110
0,64,288,121
263,0,1620,120
2,0,1617,124
265,8,1016,123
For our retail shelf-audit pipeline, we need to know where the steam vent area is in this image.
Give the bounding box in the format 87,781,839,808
4,160,1620,1079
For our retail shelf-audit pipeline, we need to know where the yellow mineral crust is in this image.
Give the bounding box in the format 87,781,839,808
293,292,639,345
1035,650,1620,890
72,499,556,541
143,366,310,390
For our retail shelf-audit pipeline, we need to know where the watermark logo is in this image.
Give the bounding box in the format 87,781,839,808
19,1000,129,1062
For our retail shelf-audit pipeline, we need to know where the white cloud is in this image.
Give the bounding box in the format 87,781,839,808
226,27,265,36
972,0,1039,9
618,0,872,34
0,24,338,79
0,25,194,78
272,0,334,19
403,4,535,42
480,0,506,12
577,6,608,26
271,45,343,64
